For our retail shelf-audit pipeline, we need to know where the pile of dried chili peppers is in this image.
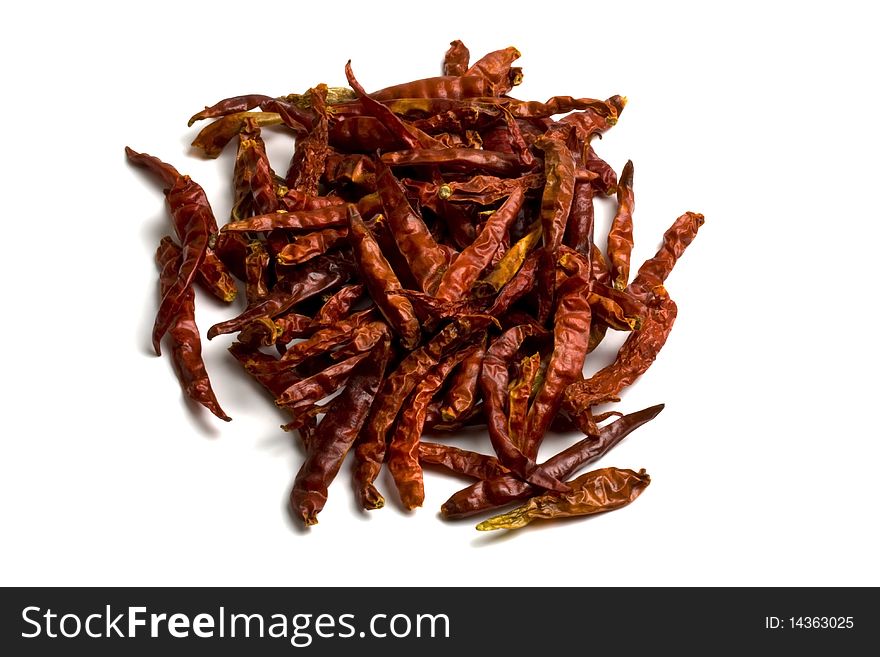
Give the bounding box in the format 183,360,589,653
127,41,703,532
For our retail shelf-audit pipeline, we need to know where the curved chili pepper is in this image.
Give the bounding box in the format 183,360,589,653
275,227,348,266
369,75,498,101
231,118,280,220
563,180,595,257
156,237,231,421
191,111,284,159
290,331,391,525
628,211,705,303
345,62,442,150
443,40,470,77
376,160,449,294
275,349,372,412
312,284,365,326
479,220,542,294
607,160,635,290
285,85,330,193
126,148,212,355
348,206,421,349
418,442,509,480
476,467,650,531
188,94,274,126
222,205,352,232
464,46,521,93
439,336,486,422
441,403,663,518
242,240,269,305
388,343,480,509
508,352,541,450
436,187,525,302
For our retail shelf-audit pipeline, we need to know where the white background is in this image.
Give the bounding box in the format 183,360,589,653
2,0,878,587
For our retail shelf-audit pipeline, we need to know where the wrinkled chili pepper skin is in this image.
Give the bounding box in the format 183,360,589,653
480,325,569,492
435,187,525,302
628,211,705,303
188,94,273,126
126,148,211,355
353,315,494,509
191,111,284,159
443,40,470,76
388,344,479,509
375,160,449,294
476,467,650,531
286,85,330,194
348,206,421,349
156,237,231,422
290,332,391,525
607,160,635,290
440,337,486,422
440,404,663,518
419,442,509,480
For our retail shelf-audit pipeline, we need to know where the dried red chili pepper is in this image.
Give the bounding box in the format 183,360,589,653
348,206,421,349
476,467,650,531
607,160,635,290
290,332,391,525
441,404,663,518
133,42,702,533
443,40,470,77
155,237,231,421
388,343,480,509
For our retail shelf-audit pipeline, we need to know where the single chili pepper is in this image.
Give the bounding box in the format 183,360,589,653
418,442,509,480
375,160,449,294
222,204,352,232
126,148,212,354
326,115,399,153
441,403,663,518
439,336,486,422
382,148,522,176
188,94,273,126
443,40,470,77
563,180,595,257
522,249,592,458
191,111,284,159
628,211,705,303
258,98,316,133
369,75,499,102
484,250,539,317
476,467,650,531
583,146,619,196
508,352,541,450
285,85,330,193
155,237,231,421
275,227,349,266
244,239,270,303
290,331,391,525
353,315,495,509
345,62,442,150
388,343,480,509
564,293,678,417
591,243,611,287
348,206,421,350
435,187,525,302
231,118,280,220
465,46,521,91
207,252,350,339
312,284,365,326
275,349,372,413
607,160,635,290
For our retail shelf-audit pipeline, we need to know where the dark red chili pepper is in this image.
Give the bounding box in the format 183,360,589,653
418,442,509,480
222,204,352,232
607,160,635,290
439,336,487,422
443,40,471,77
382,148,522,176
191,112,284,159
348,206,421,349
155,237,231,421
290,332,391,525
285,85,330,193
441,404,663,518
